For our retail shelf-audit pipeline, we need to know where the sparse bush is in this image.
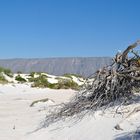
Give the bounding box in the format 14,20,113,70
55,77,64,80
0,74,8,84
31,75,49,88
30,74,79,90
0,67,5,73
41,74,48,78
47,83,58,89
0,67,13,77
29,72,36,78
15,75,27,83
28,77,35,82
4,69,13,77
63,74,72,79
54,79,79,90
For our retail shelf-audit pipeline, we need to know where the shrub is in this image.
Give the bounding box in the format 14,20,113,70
15,75,27,83
28,77,35,82
31,75,49,88
30,74,79,90
0,74,8,84
0,67,5,73
63,74,72,79
0,67,13,77
4,69,13,77
29,72,36,78
53,79,79,90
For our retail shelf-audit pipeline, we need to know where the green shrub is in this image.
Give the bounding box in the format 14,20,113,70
15,75,27,83
0,67,5,73
0,67,13,77
28,77,35,82
30,74,79,90
29,72,36,78
0,74,8,84
63,74,72,79
31,75,49,88
4,69,13,77
55,77,64,81
50,79,79,90
61,79,79,90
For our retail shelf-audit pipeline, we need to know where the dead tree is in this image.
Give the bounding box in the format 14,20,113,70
42,40,140,128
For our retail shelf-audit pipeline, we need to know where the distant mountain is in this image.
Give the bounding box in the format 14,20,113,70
0,57,112,77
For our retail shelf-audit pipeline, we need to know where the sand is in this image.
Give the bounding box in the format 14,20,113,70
0,83,140,140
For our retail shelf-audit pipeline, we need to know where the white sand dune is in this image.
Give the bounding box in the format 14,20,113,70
0,84,75,140
0,84,140,140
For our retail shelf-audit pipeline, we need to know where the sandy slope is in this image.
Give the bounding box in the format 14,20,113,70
0,84,75,140
0,84,140,140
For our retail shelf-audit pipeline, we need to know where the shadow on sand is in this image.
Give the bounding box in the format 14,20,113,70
115,130,140,140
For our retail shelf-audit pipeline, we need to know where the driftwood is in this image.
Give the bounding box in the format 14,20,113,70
42,40,140,128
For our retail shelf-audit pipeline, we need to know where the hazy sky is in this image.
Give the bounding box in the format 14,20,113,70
0,0,140,58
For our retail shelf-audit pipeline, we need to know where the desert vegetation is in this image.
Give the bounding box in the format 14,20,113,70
0,68,84,89
0,67,13,77
0,67,13,83
29,72,36,78
15,75,27,83
30,74,49,88
0,74,8,84
53,79,79,90
30,74,79,90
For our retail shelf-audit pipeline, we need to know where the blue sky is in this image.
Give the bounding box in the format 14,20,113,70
0,0,140,58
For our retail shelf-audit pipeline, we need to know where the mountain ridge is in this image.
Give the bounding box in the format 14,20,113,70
0,57,112,77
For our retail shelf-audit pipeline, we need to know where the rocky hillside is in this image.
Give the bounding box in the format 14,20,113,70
0,57,112,77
